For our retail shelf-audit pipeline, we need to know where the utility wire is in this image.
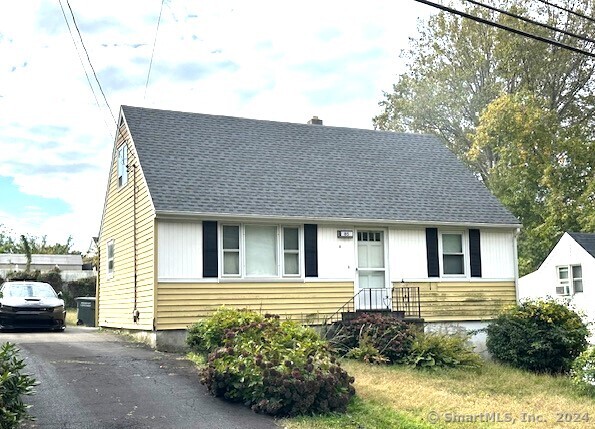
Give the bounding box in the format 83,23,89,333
65,0,117,125
535,0,595,25
58,0,114,140
463,0,595,44
412,0,595,57
144,0,165,101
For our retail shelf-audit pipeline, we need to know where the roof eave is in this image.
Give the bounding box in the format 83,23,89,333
154,210,522,229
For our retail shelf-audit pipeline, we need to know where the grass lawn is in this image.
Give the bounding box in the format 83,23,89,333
282,360,595,429
65,308,78,327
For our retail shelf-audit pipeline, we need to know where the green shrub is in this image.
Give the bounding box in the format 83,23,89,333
327,313,415,364
37,268,63,293
571,346,595,393
186,307,265,353
344,334,389,365
5,269,63,293
5,270,39,282
199,311,355,416
405,331,482,369
486,298,589,373
62,277,96,308
0,343,37,428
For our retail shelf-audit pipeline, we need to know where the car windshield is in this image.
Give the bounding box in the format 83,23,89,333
1,283,57,298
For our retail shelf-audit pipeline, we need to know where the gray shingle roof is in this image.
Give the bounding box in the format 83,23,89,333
569,232,595,258
121,106,520,226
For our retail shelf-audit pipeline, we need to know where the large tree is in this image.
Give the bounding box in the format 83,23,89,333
375,0,595,273
469,92,593,273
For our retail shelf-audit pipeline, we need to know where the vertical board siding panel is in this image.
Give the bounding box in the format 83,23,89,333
158,222,201,279
389,228,427,280
317,226,355,280
481,230,515,279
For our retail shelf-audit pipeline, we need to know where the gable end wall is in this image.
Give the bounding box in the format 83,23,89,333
98,124,155,330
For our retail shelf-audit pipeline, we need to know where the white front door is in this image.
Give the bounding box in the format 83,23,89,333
356,230,390,310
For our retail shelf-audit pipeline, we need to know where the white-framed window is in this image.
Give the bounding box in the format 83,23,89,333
107,240,115,278
283,227,300,276
220,224,302,278
117,144,128,187
556,265,583,295
222,225,240,276
440,232,466,276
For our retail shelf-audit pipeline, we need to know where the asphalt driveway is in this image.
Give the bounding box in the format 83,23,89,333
2,327,278,429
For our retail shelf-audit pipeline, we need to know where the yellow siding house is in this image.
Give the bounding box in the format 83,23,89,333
97,106,521,350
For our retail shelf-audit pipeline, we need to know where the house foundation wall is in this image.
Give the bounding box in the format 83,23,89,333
424,320,491,358
105,328,189,352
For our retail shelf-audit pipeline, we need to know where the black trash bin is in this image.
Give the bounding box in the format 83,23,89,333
75,297,96,327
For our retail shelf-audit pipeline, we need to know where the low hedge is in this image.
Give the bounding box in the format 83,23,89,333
189,308,355,416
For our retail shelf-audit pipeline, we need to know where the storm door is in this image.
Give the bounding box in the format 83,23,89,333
356,231,390,310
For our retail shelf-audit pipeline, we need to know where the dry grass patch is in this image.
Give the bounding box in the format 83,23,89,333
65,308,77,327
342,360,595,429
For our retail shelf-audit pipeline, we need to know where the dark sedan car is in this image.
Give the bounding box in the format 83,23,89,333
0,281,66,331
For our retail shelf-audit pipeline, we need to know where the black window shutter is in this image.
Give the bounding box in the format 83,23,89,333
469,229,482,278
426,228,439,277
202,221,218,278
304,224,318,277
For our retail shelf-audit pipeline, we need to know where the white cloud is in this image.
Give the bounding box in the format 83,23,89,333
0,0,434,251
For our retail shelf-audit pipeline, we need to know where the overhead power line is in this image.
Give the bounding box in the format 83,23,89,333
144,0,165,101
58,0,114,140
463,0,595,44
412,0,595,57
64,0,117,125
536,0,595,25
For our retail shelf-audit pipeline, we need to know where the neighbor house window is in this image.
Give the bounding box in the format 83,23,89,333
441,233,465,275
117,145,128,187
107,240,115,278
221,224,301,278
557,265,582,295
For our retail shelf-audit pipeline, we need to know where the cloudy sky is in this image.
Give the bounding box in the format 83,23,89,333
0,0,434,253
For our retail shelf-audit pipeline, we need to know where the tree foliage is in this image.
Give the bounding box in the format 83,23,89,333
375,1,595,273
0,225,76,255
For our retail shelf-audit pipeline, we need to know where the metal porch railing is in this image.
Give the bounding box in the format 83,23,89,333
322,286,421,326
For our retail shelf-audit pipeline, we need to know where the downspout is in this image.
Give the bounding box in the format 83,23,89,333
132,162,139,323
96,243,100,326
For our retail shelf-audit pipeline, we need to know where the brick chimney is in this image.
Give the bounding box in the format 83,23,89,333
307,116,323,125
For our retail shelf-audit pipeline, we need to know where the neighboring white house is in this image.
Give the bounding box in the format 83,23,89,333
518,232,595,340
0,254,94,281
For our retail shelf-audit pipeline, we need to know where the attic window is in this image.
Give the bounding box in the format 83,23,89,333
117,145,128,187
